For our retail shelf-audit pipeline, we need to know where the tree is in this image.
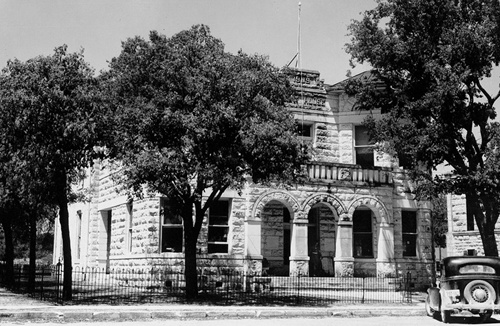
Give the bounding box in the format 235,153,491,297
346,0,500,255
0,79,29,284
0,46,104,299
103,25,307,299
0,86,57,289
431,195,448,249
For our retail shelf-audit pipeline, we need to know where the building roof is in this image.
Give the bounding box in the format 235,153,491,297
326,70,383,92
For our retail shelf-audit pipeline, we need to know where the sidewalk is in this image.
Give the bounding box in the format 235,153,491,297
0,287,426,322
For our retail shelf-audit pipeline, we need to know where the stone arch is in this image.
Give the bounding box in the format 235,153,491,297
347,196,391,224
302,193,346,221
251,190,301,221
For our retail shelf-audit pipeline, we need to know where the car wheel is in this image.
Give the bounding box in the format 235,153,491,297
464,280,496,305
479,311,492,323
441,309,451,323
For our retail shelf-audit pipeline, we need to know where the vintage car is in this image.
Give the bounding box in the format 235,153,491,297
426,256,500,323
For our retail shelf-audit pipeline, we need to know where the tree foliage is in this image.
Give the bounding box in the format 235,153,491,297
347,0,500,255
103,25,307,298
0,45,104,299
431,195,448,249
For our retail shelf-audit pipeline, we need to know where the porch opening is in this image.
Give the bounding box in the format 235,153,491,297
261,200,291,276
307,203,336,276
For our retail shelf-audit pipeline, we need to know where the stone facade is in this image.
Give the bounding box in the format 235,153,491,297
53,69,434,289
446,194,500,257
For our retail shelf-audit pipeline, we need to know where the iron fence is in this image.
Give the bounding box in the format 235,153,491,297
0,259,431,305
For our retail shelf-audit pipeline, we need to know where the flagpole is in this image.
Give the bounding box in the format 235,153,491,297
297,2,305,141
297,2,301,69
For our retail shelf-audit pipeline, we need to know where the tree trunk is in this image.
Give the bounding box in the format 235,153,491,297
28,210,37,292
472,196,499,257
480,223,498,256
58,195,73,301
182,201,198,300
1,217,15,286
184,231,198,300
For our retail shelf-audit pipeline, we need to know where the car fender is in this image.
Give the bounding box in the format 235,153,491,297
427,287,441,310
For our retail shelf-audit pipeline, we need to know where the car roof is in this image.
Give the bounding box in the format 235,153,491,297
442,256,500,276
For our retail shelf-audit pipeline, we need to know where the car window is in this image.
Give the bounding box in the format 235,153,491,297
459,264,495,274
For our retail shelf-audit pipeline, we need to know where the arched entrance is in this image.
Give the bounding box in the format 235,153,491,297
307,203,336,276
260,200,292,276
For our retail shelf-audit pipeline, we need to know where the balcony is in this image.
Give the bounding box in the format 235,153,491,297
307,162,393,186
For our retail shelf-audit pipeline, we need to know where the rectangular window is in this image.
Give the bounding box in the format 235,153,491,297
353,209,373,258
397,152,412,169
354,126,374,168
296,122,314,139
466,195,475,231
160,198,183,253
402,210,417,257
208,200,230,254
127,201,133,253
76,210,82,260
98,210,112,273
283,208,291,265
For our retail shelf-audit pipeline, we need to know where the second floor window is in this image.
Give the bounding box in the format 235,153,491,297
208,200,230,254
296,122,314,139
160,198,183,253
354,125,374,168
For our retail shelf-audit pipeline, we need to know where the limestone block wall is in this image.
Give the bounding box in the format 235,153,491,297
86,168,249,270
392,208,434,289
230,197,247,256
108,198,160,258
314,123,339,163
338,124,354,165
449,195,468,233
62,165,433,290
447,194,500,257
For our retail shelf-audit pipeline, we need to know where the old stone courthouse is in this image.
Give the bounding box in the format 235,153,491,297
52,68,434,288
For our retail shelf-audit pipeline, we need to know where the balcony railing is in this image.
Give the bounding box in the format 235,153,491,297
307,163,393,185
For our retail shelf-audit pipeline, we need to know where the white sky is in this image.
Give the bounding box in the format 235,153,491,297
0,0,375,84
0,0,498,92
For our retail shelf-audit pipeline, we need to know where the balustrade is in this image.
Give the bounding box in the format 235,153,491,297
307,163,393,185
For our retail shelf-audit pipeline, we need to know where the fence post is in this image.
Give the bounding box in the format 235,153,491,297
361,277,365,304
296,273,301,305
15,265,20,290
55,260,62,302
405,271,412,303
40,265,44,300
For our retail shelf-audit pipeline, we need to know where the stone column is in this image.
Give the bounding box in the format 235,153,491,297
419,208,433,260
289,216,309,276
334,215,354,276
376,222,395,277
244,218,263,275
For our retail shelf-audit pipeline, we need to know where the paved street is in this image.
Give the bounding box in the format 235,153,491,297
1,286,499,324
1,315,499,326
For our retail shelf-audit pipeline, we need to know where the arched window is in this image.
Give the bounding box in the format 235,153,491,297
308,207,320,252
353,207,373,258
